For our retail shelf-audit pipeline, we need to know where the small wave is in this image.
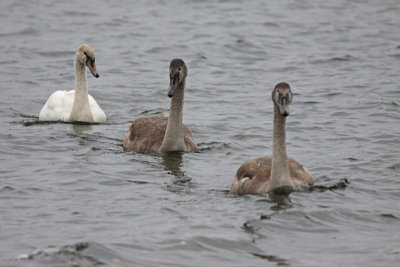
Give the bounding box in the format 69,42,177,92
389,163,400,170
0,59,19,65
302,101,320,104
18,242,124,266
309,178,350,192
330,111,351,117
17,242,101,265
0,27,37,37
196,141,232,153
20,120,52,126
380,213,398,220
63,11,96,16
330,55,356,61
146,46,168,53
311,55,357,65
139,108,166,115
11,110,38,119
35,50,72,58
206,188,232,197
126,179,151,185
326,92,342,97
390,101,399,107
252,253,289,266
0,185,15,193
263,21,280,27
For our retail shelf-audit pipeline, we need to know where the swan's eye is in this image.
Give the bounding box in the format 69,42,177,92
84,52,90,61
179,67,182,72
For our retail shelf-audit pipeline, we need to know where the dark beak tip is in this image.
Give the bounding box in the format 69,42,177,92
168,93,173,98
95,73,99,78
282,112,289,117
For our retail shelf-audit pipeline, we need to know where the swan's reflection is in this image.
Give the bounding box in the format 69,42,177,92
162,152,196,194
161,152,184,178
241,192,293,249
72,123,92,132
268,190,293,211
69,123,94,155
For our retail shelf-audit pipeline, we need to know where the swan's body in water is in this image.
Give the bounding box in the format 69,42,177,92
123,59,196,152
39,44,106,123
230,82,314,195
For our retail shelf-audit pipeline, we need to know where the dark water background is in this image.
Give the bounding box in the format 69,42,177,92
1,0,400,266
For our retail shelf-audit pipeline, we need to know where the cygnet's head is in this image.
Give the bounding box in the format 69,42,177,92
76,44,99,78
168,58,187,98
272,82,293,117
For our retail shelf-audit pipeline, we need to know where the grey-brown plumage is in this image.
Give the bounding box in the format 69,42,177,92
230,82,314,195
231,156,314,195
123,114,196,152
123,59,197,152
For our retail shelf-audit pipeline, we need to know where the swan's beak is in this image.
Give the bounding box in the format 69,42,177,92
279,104,290,117
168,74,179,98
87,61,100,78
278,94,290,117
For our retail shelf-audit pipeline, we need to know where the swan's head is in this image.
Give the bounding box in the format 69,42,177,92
76,44,99,78
168,58,187,98
272,82,293,117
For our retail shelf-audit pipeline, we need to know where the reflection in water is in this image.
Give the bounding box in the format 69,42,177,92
252,253,290,266
161,152,184,178
162,152,196,194
72,123,93,132
242,193,293,247
309,178,349,192
241,192,293,265
269,190,293,211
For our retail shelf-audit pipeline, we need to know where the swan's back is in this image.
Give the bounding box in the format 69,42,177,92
123,115,196,152
88,95,106,122
39,90,105,122
39,90,74,121
230,156,314,195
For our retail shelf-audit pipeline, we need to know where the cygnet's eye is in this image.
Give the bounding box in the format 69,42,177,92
179,67,182,72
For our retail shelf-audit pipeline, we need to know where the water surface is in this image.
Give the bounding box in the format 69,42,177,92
1,0,400,266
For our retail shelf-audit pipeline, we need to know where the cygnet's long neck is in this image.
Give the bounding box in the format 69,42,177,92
269,104,294,190
69,57,93,122
160,80,186,152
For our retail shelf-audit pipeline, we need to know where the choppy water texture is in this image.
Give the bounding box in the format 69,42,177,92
1,0,400,266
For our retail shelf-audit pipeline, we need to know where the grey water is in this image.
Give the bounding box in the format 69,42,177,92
1,0,400,266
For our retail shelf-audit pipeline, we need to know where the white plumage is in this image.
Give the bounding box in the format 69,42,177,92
39,44,106,123
39,90,106,122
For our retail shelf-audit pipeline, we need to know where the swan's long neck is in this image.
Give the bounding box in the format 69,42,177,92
160,81,186,152
69,57,93,122
269,105,294,190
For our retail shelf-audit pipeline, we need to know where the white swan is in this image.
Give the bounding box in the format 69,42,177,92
123,59,196,152
230,82,314,195
39,44,106,123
